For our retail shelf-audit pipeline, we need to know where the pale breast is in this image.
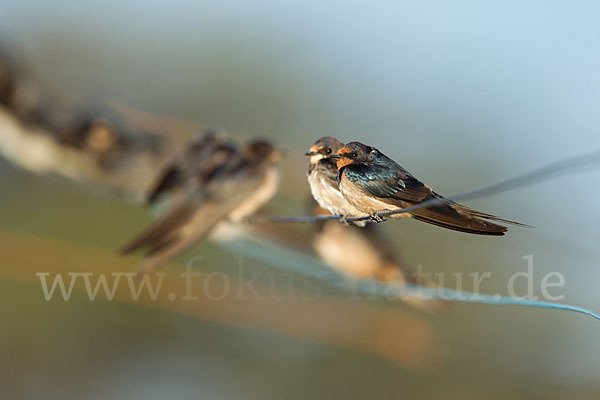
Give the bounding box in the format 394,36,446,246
308,169,344,213
308,168,369,222
228,166,280,222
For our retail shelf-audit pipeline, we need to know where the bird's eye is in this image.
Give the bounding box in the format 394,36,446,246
325,148,332,154
351,152,358,158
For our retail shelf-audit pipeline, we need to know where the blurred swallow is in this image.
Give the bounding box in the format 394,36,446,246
311,202,449,314
0,49,166,198
335,141,529,235
145,130,236,204
121,137,281,273
305,136,369,226
0,49,162,162
42,107,165,169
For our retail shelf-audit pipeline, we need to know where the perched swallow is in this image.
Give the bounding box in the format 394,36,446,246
311,203,449,313
335,141,528,235
121,137,281,273
305,137,369,226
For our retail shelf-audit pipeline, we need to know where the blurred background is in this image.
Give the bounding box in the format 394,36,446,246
1,1,599,399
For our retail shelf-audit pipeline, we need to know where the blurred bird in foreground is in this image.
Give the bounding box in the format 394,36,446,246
121,132,281,274
335,141,528,235
311,203,449,314
305,136,369,226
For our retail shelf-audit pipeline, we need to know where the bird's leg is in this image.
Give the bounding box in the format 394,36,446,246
370,210,389,223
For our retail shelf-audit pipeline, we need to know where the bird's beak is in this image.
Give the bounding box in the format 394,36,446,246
304,151,317,156
336,146,351,158
329,154,341,159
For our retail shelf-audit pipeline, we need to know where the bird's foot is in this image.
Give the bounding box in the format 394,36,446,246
370,210,388,223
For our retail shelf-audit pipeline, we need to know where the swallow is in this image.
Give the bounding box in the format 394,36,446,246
335,141,528,235
311,202,449,313
120,137,281,273
305,136,369,226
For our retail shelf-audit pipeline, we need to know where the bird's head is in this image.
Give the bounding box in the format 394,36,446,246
335,141,375,169
304,136,344,164
79,117,119,157
242,139,282,164
188,129,222,153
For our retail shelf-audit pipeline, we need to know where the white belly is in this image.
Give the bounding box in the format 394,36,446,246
308,170,368,220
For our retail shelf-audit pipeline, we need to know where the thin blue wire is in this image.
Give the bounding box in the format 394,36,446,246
219,238,600,321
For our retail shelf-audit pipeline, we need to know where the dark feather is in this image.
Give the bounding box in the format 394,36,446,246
342,163,429,203
412,214,505,236
120,201,199,254
146,166,182,204
145,131,230,205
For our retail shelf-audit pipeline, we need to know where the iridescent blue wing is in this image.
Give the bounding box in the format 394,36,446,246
342,163,432,203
